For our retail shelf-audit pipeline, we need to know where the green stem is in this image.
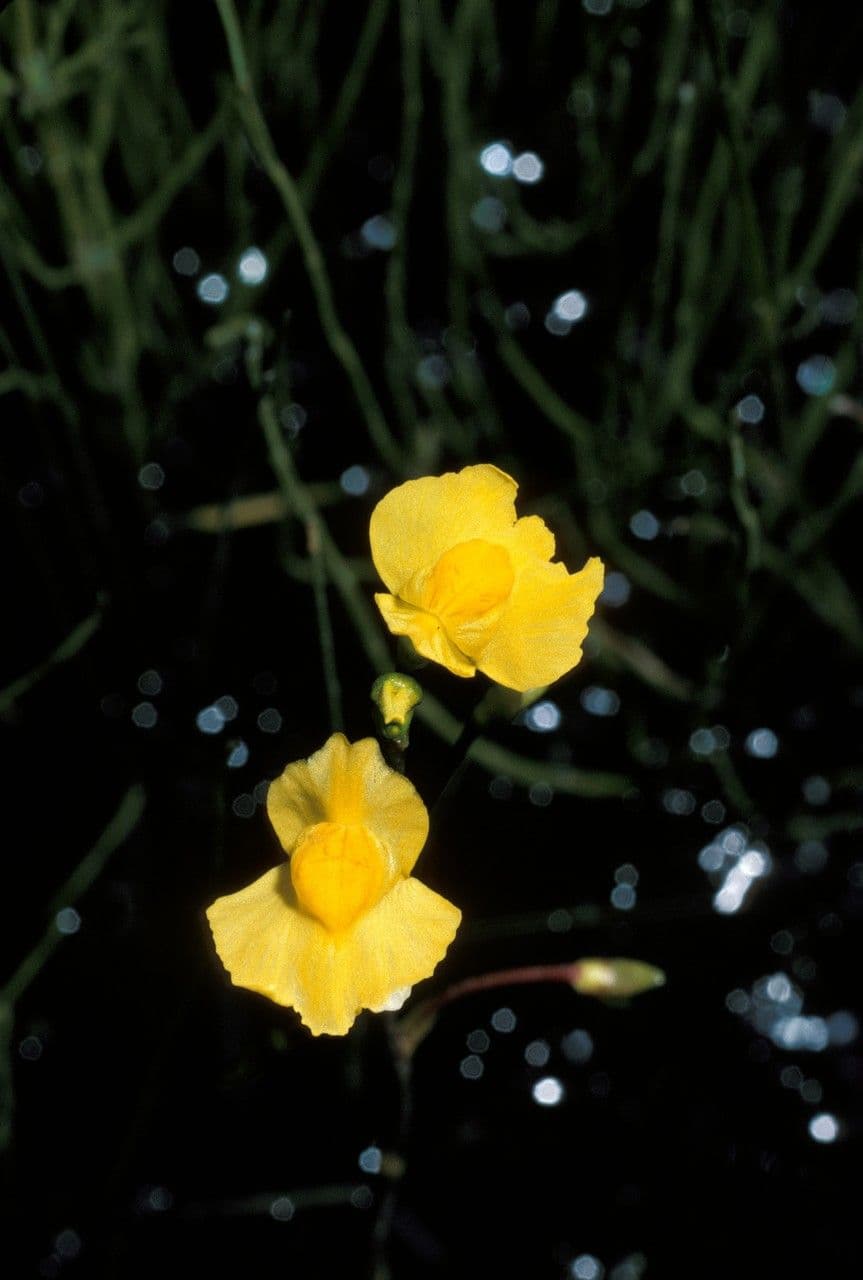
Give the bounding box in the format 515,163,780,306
306,516,344,733
214,0,408,474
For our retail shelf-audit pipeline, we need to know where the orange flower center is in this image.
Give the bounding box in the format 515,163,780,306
291,823,389,933
420,539,514,627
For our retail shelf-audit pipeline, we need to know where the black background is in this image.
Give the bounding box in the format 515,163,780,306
2,2,862,1276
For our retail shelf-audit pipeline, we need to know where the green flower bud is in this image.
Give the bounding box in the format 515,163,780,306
371,673,423,747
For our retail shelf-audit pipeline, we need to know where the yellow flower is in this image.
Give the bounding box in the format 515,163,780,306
370,464,604,692
206,733,461,1036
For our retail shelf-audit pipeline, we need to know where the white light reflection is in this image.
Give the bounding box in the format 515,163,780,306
238,247,268,284
629,509,660,540
232,794,255,819
377,985,411,1012
561,1028,593,1063
701,799,726,825
698,825,771,914
132,701,158,729
340,465,371,496
571,1256,603,1280
471,196,507,232
744,727,778,758
735,394,765,424
580,686,620,717
466,1029,490,1053
358,1146,382,1174
172,247,200,276
269,1196,294,1221
197,273,229,305
491,1007,516,1033
599,571,630,606
257,708,282,733
554,290,588,322
546,290,588,335
525,1039,550,1067
532,1076,564,1106
460,1054,484,1080
524,700,561,732
360,215,397,251
416,354,449,390
796,355,835,397
610,884,636,911
663,788,695,816
479,142,513,176
512,151,544,183
138,462,165,491
680,468,707,496
731,970,846,1054
808,1113,839,1143
137,670,162,696
55,908,81,935
196,705,225,735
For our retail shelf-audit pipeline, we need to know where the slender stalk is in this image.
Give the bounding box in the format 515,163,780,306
214,0,408,474
307,516,344,733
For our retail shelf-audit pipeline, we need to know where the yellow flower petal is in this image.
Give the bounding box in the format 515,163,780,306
369,467,604,692
510,513,556,564
266,733,428,876
468,555,605,691
206,865,460,1036
369,464,518,596
375,592,477,679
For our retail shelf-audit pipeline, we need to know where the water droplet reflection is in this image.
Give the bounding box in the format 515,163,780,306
197,273,229,305
358,1146,382,1174
629,509,660,540
532,1076,564,1106
459,1054,484,1080
479,142,513,176
237,246,268,285
512,151,544,183
735,394,765,424
55,907,81,935
491,1007,516,1033
340,465,370,496
796,355,835,397
524,700,561,732
172,246,200,276
269,1196,294,1221
525,1039,550,1067
808,1112,839,1143
571,1256,603,1280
